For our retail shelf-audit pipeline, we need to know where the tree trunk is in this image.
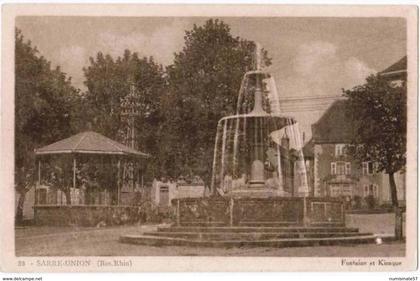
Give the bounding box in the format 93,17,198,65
394,206,403,240
388,172,403,240
388,172,399,207
16,187,29,225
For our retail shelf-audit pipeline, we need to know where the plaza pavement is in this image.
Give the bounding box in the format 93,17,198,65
15,213,404,257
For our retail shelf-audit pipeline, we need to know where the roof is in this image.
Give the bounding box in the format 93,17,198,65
379,56,407,79
311,100,355,144
302,138,314,158
380,56,407,74
310,57,407,144
34,131,150,158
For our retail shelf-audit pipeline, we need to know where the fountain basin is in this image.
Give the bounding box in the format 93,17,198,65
172,197,345,227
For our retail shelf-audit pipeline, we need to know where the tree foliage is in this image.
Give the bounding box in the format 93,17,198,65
16,18,271,202
82,50,165,138
344,74,406,206
82,50,165,178
15,28,80,179
159,19,271,185
15,29,81,220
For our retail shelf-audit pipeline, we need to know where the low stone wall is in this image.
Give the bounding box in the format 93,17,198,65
174,198,230,225
173,197,345,226
346,212,405,236
306,197,344,225
233,197,303,225
34,205,144,226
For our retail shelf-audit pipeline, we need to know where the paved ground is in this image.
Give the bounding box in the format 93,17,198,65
15,223,405,257
346,212,399,235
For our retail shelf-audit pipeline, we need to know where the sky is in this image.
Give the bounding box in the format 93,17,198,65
16,16,406,138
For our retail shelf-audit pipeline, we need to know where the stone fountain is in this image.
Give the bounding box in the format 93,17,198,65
120,45,380,248
210,44,306,198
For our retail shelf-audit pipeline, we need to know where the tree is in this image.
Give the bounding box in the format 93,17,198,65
82,50,165,179
344,74,406,207
15,29,81,221
161,19,271,186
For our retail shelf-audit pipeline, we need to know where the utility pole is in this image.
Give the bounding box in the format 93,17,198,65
120,79,142,194
121,80,141,149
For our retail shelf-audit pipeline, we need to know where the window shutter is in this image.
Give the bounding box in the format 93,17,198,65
331,162,336,175
345,162,351,175
335,144,344,156
368,162,374,174
362,162,368,175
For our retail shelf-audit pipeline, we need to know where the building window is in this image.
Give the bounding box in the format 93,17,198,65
329,184,341,197
345,162,351,175
335,144,346,156
364,184,379,198
374,185,379,198
329,183,352,197
362,161,375,175
332,161,351,175
331,162,336,175
337,162,345,175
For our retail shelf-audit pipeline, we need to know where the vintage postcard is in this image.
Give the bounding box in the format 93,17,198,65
0,4,418,272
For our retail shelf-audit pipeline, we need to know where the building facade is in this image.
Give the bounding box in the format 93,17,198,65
305,57,406,208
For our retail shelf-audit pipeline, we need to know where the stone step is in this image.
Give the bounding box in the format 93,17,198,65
179,222,299,227
142,231,372,240
179,222,346,227
180,222,227,227
119,234,384,248
238,222,345,227
158,226,359,233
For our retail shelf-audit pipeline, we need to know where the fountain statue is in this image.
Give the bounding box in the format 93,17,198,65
210,43,309,198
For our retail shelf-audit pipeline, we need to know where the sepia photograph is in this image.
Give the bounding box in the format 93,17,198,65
0,4,417,272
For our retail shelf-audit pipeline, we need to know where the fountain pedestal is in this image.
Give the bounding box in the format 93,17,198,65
249,160,265,188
